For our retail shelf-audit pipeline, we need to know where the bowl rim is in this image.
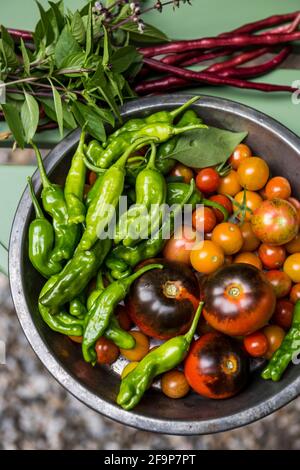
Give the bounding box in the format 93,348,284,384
9,93,300,435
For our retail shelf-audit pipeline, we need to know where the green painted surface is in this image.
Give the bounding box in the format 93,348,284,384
1,0,300,273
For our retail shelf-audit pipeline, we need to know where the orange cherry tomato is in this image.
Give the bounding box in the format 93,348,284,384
95,337,119,364
69,335,82,344
192,206,216,233
234,251,262,270
190,240,224,274
170,163,194,184
285,234,300,254
240,221,260,251
209,194,233,222
265,270,292,298
212,222,243,255
284,253,300,283
272,299,294,330
234,190,262,221
218,170,241,197
229,143,252,170
120,331,149,361
265,176,291,200
163,225,198,265
288,197,300,225
290,283,300,303
161,370,190,399
243,331,268,357
237,157,269,191
263,325,285,359
258,244,286,270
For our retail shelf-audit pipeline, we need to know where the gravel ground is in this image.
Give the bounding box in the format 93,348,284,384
0,148,299,450
0,273,300,450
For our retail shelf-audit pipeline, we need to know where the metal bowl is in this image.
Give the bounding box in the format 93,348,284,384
9,94,300,435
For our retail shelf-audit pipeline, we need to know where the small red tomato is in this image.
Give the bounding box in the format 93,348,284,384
263,325,285,359
95,338,119,364
258,244,286,269
272,299,294,330
170,163,194,184
163,225,198,265
229,144,252,170
196,167,220,194
243,331,268,357
290,283,300,303
209,194,233,222
265,176,291,200
184,333,249,399
265,270,292,298
88,171,97,186
192,206,216,233
251,199,298,246
288,197,300,225
115,305,132,331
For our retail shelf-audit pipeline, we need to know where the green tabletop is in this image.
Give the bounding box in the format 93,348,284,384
1,0,300,273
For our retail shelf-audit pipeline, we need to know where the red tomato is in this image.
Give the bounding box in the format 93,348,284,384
265,270,292,299
170,164,194,184
95,338,119,364
258,244,286,269
184,333,249,399
243,331,268,357
196,168,220,194
288,197,300,225
251,199,298,246
290,283,300,303
209,194,233,222
163,225,198,265
192,207,216,233
265,176,291,200
272,299,294,330
88,171,97,186
203,264,276,336
115,305,132,331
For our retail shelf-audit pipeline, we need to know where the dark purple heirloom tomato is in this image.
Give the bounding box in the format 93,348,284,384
203,263,276,336
184,332,249,399
127,260,200,339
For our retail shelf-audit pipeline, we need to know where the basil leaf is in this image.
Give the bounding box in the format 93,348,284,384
111,46,142,73
88,63,121,119
72,101,106,142
35,1,55,45
58,51,86,73
21,92,39,143
85,4,93,60
0,39,18,68
49,79,64,137
38,97,76,130
49,1,65,34
102,26,110,68
55,26,81,68
20,39,30,76
70,10,86,45
2,103,25,148
1,26,14,48
121,22,169,44
166,128,248,168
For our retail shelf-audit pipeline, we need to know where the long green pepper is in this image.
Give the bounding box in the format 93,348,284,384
117,302,203,410
64,131,87,224
262,300,300,381
77,137,158,252
32,142,80,263
82,263,163,363
27,177,62,278
114,142,167,246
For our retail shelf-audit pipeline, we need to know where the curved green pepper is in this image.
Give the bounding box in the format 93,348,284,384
117,302,203,410
32,142,80,263
82,263,163,363
27,177,62,278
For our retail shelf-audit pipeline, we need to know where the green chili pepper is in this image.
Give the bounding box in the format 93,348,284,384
32,142,80,263
156,109,203,175
85,173,104,207
167,181,202,206
27,177,62,278
262,300,300,381
40,238,112,311
114,142,166,246
87,97,200,161
117,301,203,410
77,137,158,252
64,131,87,224
70,292,87,317
106,180,195,278
82,263,163,363
93,121,206,169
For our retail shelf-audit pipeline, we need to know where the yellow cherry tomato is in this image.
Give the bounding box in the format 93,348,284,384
217,170,241,197
237,157,269,191
212,222,243,255
234,190,263,221
283,253,300,283
190,240,224,274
